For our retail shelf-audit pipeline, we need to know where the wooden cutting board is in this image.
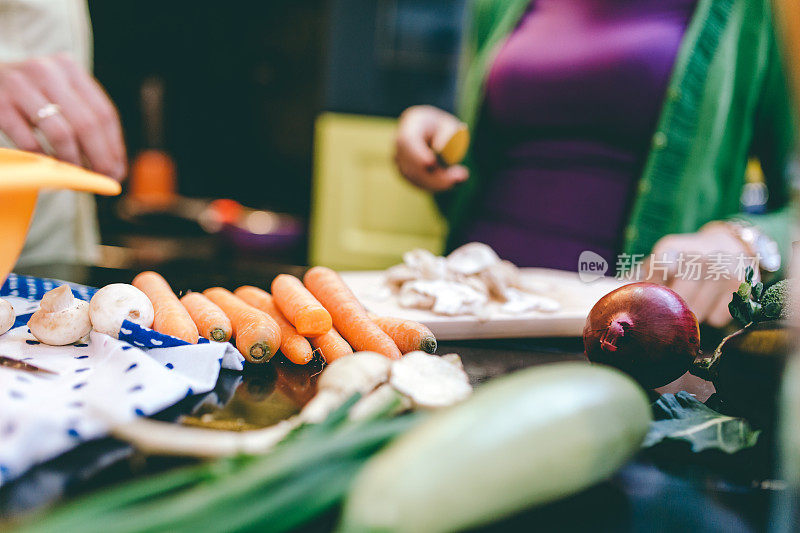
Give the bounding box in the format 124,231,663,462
340,269,627,340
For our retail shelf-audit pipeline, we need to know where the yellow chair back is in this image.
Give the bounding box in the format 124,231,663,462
309,113,446,270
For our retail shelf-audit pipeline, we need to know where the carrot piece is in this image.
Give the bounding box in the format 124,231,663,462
308,327,353,363
203,287,281,363
303,266,401,359
370,314,437,355
179,292,232,342
234,285,314,365
271,274,332,336
132,271,199,343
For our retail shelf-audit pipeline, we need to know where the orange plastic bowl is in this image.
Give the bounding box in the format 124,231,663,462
0,149,121,284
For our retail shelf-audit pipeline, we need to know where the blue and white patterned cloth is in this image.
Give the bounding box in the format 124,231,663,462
0,274,245,486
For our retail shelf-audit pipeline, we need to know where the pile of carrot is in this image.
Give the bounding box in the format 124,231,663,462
129,268,437,366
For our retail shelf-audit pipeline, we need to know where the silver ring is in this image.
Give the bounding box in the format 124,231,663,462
33,103,61,125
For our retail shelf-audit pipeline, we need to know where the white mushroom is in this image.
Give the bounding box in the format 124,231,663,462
299,352,392,423
446,242,501,275
348,383,411,422
441,353,465,370
390,351,472,409
0,298,15,336
89,283,155,338
28,285,92,345
403,249,449,280
385,264,417,290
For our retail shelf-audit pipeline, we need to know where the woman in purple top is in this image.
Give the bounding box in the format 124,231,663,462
465,0,697,271
393,0,787,326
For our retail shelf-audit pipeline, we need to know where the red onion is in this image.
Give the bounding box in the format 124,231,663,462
583,283,700,389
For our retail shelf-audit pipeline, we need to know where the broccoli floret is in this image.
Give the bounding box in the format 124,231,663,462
761,280,793,320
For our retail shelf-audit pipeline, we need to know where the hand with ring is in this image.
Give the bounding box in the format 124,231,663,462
0,53,126,180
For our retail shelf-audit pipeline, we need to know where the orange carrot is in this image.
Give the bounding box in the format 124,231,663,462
132,271,199,343
203,287,281,363
303,266,401,359
308,327,353,363
370,314,437,355
179,292,232,342
271,274,332,336
234,285,314,365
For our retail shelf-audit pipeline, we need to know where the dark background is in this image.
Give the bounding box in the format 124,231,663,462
89,0,466,221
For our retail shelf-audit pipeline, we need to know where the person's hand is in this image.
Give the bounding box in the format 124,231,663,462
643,224,753,327
0,53,126,180
394,105,469,192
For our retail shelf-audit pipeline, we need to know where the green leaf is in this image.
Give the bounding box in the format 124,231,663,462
728,292,751,325
643,392,760,454
752,281,764,302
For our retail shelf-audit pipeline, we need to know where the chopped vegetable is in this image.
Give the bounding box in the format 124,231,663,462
28,285,91,345
304,266,401,359
271,274,331,336
0,298,14,335
132,271,199,343
583,283,700,389
179,291,232,342
89,283,154,338
370,314,437,354
234,285,313,365
308,326,353,363
340,363,651,533
203,287,281,363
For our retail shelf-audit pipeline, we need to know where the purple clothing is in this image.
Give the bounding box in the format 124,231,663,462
458,0,697,270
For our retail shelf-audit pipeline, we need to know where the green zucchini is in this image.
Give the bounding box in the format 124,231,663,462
339,362,651,533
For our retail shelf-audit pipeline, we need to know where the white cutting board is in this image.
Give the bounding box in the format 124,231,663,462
340,269,628,340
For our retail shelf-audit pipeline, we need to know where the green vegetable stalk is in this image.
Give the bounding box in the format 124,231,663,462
18,395,420,533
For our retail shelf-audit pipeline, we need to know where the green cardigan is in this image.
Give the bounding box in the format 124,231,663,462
440,0,797,272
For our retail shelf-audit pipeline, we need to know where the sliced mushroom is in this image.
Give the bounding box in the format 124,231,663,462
348,383,411,422
28,285,92,345
446,242,501,276
385,264,417,290
299,352,392,423
390,351,472,409
403,248,449,280
441,353,464,370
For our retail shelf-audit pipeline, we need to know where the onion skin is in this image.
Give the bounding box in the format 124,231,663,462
583,283,700,389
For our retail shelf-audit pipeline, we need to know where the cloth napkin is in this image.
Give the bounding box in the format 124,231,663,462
0,274,245,486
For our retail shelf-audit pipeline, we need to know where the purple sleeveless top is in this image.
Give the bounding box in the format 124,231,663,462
457,0,697,269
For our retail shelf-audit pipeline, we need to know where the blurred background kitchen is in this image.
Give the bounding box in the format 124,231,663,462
90,0,468,272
